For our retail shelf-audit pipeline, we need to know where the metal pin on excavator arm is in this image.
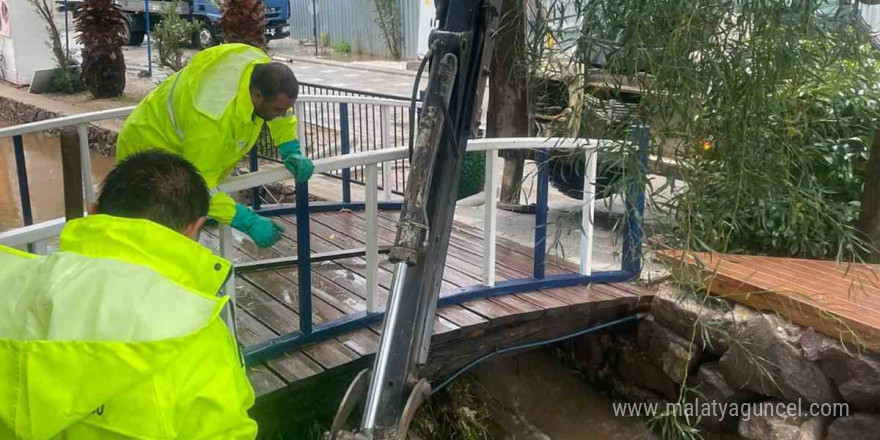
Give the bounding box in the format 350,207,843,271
326,1,489,439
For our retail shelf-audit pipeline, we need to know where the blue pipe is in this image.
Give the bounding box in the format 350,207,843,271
430,314,644,396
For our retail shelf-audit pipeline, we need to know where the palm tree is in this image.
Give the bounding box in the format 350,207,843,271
76,0,126,98
218,0,266,49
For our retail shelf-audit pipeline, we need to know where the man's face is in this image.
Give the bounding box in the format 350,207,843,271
251,90,294,121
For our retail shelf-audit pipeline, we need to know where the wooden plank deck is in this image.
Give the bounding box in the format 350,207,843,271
660,251,880,353
199,210,651,402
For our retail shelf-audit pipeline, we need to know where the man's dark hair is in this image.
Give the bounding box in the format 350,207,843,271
250,63,299,100
97,151,209,232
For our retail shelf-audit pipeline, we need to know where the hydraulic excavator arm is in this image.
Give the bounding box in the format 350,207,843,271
327,1,490,438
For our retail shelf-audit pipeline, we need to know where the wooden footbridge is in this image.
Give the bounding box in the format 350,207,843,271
0,95,652,436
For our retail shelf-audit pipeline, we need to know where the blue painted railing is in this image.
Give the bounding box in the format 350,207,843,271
240,127,650,365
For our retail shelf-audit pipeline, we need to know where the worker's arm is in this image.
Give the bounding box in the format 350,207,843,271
178,116,283,247
267,113,314,182
208,192,238,224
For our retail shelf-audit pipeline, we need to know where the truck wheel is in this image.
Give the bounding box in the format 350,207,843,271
121,16,145,46
194,23,218,49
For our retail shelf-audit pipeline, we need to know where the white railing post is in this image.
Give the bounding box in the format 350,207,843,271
219,223,237,337
32,240,48,255
482,149,498,286
580,147,598,276
365,163,380,313
380,106,392,201
76,124,96,206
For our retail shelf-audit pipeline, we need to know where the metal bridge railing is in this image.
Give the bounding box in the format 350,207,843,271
0,93,419,245
257,82,419,198
218,134,648,365
0,100,648,366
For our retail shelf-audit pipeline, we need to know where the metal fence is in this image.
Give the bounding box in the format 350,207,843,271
256,81,418,197
289,0,417,58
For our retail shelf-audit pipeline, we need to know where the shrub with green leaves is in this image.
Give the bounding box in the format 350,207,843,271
48,64,86,94
334,42,352,54
535,0,879,260
153,0,201,71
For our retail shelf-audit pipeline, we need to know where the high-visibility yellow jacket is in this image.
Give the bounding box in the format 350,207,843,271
0,215,257,440
116,43,298,223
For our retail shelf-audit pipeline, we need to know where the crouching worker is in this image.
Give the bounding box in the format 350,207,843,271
117,43,314,249
0,151,257,439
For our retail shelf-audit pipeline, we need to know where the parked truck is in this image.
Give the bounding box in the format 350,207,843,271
59,0,290,49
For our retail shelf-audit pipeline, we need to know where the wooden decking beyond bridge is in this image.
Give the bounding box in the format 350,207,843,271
200,210,651,416
660,251,880,353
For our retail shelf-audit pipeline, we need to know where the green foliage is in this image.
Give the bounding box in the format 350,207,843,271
534,0,878,260
27,0,70,72
334,42,352,54
458,151,486,200
370,0,401,59
28,0,84,95
153,0,201,71
49,65,86,94
320,32,330,47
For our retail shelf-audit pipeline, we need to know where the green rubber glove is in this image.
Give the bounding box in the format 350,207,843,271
230,204,285,248
278,140,314,182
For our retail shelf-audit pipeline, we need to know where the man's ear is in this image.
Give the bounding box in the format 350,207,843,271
87,202,98,215
250,88,263,106
183,217,207,240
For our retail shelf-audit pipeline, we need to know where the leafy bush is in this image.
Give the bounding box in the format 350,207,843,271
457,151,485,200
28,0,82,94
536,0,879,260
334,42,352,54
319,32,330,47
678,41,879,259
49,64,85,94
153,0,201,71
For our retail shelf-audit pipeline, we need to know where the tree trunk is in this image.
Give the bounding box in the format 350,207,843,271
858,127,880,262
486,0,530,206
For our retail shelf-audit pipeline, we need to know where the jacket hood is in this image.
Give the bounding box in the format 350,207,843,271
184,43,270,121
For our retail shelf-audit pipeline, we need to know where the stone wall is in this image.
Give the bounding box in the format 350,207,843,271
562,283,880,440
0,95,118,156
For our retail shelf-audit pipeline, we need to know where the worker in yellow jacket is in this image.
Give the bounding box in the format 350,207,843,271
117,43,313,248
0,151,257,439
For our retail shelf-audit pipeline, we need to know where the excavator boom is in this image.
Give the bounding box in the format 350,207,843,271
327,1,490,438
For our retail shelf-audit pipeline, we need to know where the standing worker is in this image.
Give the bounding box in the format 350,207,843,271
117,43,314,248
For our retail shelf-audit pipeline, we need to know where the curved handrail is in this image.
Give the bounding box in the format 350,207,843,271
218,137,607,193
0,136,606,247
